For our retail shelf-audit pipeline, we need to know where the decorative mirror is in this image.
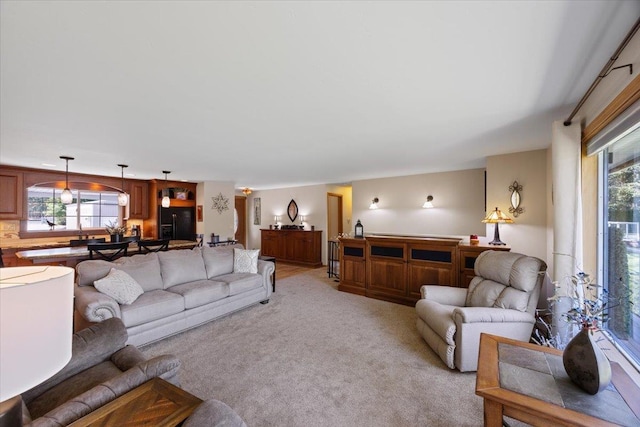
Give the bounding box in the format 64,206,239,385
287,199,299,222
508,181,523,217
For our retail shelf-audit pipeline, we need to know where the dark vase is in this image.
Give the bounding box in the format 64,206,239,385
562,326,611,395
110,234,123,243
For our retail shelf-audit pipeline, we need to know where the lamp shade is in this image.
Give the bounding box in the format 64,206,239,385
482,207,514,224
117,192,129,207
161,195,170,208
0,266,74,401
60,188,73,204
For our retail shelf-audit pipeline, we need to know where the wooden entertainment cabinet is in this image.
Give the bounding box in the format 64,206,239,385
260,229,322,267
338,235,509,306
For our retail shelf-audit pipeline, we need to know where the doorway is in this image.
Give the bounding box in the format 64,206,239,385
235,196,247,247
327,193,343,240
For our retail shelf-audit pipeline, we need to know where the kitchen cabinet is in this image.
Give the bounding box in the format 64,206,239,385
126,180,149,219
260,229,322,267
0,170,24,220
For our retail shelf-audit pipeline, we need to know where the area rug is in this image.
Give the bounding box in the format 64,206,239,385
142,268,484,426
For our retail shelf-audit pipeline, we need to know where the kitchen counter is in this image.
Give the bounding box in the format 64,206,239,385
15,240,198,267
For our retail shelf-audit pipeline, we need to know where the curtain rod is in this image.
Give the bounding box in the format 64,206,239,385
564,16,640,126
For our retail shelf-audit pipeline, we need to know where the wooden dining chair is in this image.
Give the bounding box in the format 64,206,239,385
137,238,170,254
69,238,106,247
88,242,129,261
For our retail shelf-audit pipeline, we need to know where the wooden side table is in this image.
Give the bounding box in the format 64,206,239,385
476,334,640,427
69,378,202,427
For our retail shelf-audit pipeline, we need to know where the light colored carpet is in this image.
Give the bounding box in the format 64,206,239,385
142,268,484,426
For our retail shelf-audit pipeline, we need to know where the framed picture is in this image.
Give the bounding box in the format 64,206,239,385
254,198,261,225
197,205,203,222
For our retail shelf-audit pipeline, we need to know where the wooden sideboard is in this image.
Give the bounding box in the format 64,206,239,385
339,236,510,306
260,229,322,267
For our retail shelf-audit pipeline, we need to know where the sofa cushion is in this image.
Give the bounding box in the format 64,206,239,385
168,280,230,309
465,277,506,308
94,268,144,305
201,245,237,278
120,290,185,328
27,361,123,419
233,248,259,274
76,253,163,292
215,273,262,296
158,248,207,289
474,251,524,286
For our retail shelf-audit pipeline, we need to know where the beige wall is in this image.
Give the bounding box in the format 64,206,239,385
199,181,236,242
246,184,330,261
486,149,549,263
351,169,486,238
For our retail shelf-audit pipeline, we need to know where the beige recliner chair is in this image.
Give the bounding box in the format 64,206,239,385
415,250,547,372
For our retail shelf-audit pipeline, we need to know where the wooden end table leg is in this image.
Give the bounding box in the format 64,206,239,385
483,399,504,427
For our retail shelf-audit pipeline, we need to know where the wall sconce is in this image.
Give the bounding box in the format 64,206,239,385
482,207,513,245
369,197,379,210
161,171,171,208
59,156,74,204
422,195,434,209
117,164,129,207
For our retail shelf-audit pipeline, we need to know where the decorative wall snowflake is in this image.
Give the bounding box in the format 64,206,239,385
211,192,229,214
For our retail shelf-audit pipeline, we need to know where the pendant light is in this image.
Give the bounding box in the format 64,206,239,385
59,156,74,204
117,164,129,206
161,171,171,208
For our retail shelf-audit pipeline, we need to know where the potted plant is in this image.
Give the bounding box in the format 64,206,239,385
105,220,128,242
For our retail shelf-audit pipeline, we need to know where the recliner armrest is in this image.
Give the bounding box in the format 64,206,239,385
453,306,535,324
420,285,467,306
30,355,181,427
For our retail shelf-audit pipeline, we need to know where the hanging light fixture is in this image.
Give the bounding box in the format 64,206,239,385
161,171,171,208
117,164,129,207
59,156,74,204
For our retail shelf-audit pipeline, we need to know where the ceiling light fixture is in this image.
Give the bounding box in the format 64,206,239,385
422,195,434,209
117,164,129,207
242,188,252,196
161,171,171,208
59,156,74,204
369,197,379,210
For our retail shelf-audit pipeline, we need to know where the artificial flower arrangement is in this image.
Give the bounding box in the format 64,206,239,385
534,269,631,348
105,220,128,235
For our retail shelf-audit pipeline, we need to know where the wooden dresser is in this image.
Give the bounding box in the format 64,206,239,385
260,229,322,267
339,235,509,306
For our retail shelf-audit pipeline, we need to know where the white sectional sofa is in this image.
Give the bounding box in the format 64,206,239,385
73,244,274,346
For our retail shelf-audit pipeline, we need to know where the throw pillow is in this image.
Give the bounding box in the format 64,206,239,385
233,248,260,274
94,268,144,305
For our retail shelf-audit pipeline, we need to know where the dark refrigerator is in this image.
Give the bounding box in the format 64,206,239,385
158,207,195,240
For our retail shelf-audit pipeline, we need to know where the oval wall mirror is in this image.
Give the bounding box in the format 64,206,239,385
508,181,524,217
287,199,298,222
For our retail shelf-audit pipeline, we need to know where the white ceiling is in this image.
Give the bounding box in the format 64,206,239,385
1,1,639,189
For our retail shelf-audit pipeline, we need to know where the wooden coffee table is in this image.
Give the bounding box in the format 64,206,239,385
476,333,640,427
69,378,203,427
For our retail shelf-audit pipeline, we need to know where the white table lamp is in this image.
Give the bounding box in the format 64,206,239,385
0,266,74,425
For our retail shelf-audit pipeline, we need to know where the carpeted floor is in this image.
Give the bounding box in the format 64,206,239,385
141,268,484,426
